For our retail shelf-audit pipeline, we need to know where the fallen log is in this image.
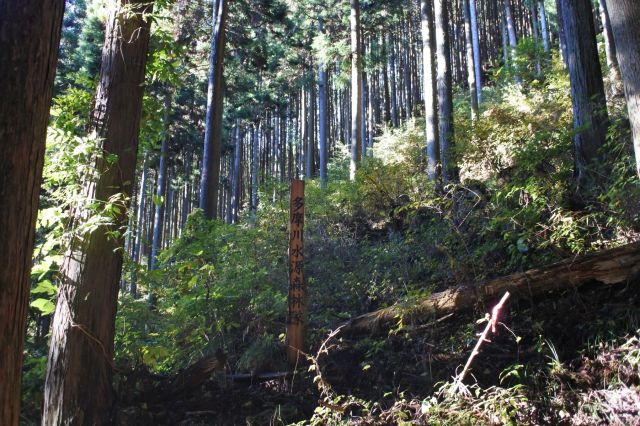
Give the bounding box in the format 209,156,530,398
138,349,226,402
340,242,640,336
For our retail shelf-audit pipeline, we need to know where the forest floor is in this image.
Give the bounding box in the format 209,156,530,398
115,275,640,425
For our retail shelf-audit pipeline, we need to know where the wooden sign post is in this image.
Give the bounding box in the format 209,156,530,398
286,179,305,366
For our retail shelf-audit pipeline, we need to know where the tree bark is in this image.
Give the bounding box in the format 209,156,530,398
350,0,362,181
0,2,64,424
318,18,328,188
605,0,640,178
598,0,622,98
538,1,550,53
250,123,259,220
434,0,455,182
340,242,640,336
469,0,483,104
463,0,479,120
199,0,228,219
559,0,609,190
131,151,149,297
43,1,153,424
421,0,440,181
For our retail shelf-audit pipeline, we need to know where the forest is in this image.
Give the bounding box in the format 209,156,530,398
1,0,640,424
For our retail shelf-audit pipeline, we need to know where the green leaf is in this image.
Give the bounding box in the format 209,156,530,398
31,298,56,315
31,280,57,296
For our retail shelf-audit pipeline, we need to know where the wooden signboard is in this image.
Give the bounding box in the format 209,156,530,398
286,179,305,366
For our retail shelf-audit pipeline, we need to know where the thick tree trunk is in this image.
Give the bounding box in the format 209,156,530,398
605,0,640,178
43,2,153,424
559,0,608,190
0,2,64,424
421,0,439,181
199,0,228,219
350,0,362,181
340,242,640,336
434,0,455,182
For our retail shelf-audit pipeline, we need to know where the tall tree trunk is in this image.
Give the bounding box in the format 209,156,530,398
350,0,362,181
318,18,328,188
131,151,149,297
559,0,609,190
555,0,569,69
250,123,259,220
388,33,400,128
421,0,440,181
43,1,153,424
150,98,170,273
598,0,622,97
199,0,228,219
0,2,64,424
463,0,479,120
605,0,640,177
538,1,550,53
231,125,242,222
469,0,483,104
382,35,391,125
434,0,455,182
503,0,521,83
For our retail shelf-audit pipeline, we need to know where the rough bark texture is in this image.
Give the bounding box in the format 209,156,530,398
340,242,640,336
350,0,362,181
559,0,608,189
0,2,65,424
605,0,640,178
199,0,228,219
43,1,153,424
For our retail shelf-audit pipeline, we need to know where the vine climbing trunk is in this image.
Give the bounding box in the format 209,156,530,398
43,1,153,424
0,1,64,424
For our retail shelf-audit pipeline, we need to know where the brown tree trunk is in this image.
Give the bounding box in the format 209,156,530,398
605,0,640,178
0,2,65,424
434,0,456,182
558,0,608,191
43,1,153,424
199,0,229,219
